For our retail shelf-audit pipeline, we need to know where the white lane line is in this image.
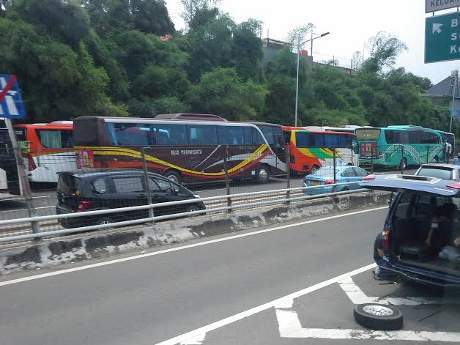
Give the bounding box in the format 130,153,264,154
0,206,387,288
339,276,460,306
154,264,376,345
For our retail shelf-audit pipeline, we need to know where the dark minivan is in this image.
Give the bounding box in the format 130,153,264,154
56,170,205,228
361,174,460,286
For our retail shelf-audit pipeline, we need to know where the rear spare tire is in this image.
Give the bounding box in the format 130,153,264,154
353,303,403,330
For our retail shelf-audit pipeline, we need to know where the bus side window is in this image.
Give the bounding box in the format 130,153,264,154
187,125,217,145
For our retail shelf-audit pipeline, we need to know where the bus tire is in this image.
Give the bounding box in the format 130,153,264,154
165,170,181,184
256,166,270,184
399,158,407,170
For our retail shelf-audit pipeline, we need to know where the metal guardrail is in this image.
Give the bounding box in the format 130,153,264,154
0,182,368,244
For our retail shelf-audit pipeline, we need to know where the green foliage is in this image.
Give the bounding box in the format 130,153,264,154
187,68,267,120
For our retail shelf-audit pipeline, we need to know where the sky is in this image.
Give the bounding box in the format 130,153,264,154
165,0,460,84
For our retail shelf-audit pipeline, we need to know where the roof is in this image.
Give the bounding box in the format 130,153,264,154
419,163,460,169
58,169,166,179
425,75,460,98
360,174,460,196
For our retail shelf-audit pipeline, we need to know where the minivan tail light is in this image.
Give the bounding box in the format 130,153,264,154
382,229,390,250
77,200,92,211
324,179,335,185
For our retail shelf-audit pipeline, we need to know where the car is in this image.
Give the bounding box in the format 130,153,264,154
415,163,460,181
56,170,205,228
361,174,460,286
303,165,370,195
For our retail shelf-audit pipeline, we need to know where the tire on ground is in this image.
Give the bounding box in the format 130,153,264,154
353,303,403,330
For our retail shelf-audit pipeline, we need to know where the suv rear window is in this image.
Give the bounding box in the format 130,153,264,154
112,177,144,193
417,167,453,180
57,174,78,195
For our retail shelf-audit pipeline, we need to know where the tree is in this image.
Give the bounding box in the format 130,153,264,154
181,0,220,25
187,67,267,120
13,0,91,47
231,19,263,80
361,31,407,74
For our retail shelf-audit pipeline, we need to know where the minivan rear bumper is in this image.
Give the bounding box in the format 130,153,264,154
377,257,460,287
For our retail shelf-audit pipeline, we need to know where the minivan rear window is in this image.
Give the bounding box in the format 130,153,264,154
58,174,78,195
417,167,453,180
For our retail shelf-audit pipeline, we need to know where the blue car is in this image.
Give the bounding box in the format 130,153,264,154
303,165,369,195
361,174,460,287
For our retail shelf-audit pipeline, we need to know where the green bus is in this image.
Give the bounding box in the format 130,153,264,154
355,125,447,169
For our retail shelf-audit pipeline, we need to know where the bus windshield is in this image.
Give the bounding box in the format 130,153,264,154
295,131,353,148
355,128,380,141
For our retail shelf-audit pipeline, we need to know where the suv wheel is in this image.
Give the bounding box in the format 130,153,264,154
96,217,113,226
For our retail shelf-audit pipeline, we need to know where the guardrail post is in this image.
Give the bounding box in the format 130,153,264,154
333,148,337,183
5,119,40,236
223,145,232,213
286,144,291,205
141,147,158,242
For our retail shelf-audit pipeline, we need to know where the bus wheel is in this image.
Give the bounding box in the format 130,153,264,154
399,158,407,170
256,166,270,184
165,170,181,184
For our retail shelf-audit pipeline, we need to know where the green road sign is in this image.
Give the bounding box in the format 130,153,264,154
425,12,460,63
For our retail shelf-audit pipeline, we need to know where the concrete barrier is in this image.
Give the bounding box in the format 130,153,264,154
0,191,389,275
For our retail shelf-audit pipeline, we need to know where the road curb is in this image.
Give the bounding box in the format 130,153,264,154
0,191,389,275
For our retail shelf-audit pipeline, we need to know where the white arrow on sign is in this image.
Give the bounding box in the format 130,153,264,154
433,23,443,34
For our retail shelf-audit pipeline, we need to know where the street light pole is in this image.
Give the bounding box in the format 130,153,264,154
295,39,301,127
294,31,330,127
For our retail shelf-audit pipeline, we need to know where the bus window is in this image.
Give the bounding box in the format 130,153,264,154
258,125,284,148
187,125,217,145
110,123,152,146
153,124,186,145
217,126,245,145
421,131,439,144
37,129,73,148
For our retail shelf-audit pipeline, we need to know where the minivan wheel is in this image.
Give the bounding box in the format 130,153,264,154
165,170,181,184
353,303,403,330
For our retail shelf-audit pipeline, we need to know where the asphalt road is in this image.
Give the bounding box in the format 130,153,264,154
0,207,388,345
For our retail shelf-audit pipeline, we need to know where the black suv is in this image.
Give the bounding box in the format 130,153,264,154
56,170,205,228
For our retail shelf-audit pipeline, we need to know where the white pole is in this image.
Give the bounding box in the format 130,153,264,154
450,71,457,133
295,41,300,127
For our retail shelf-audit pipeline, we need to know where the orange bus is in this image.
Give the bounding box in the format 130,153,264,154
14,121,76,183
283,126,357,175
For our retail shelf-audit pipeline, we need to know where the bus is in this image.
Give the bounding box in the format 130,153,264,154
282,126,357,175
355,125,446,169
73,115,287,184
14,121,76,183
0,120,20,195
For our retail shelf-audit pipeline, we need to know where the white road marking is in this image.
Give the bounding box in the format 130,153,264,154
339,276,460,306
275,273,460,342
153,264,376,345
0,206,387,288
